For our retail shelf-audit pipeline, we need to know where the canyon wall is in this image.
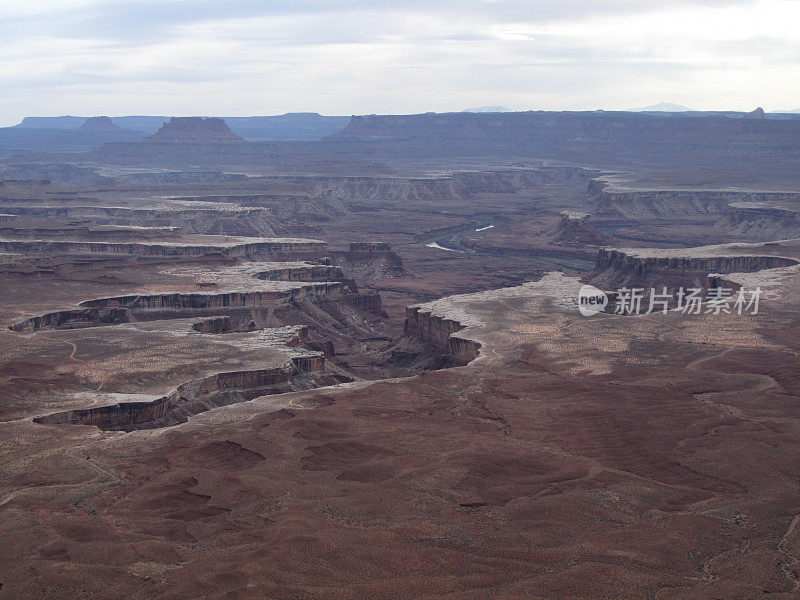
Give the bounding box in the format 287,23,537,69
331,111,800,162
0,205,279,237
310,167,592,205
0,238,326,258
715,206,800,239
192,316,232,334
590,248,798,289
10,282,371,332
404,306,481,367
34,358,332,431
255,265,347,282
592,182,800,219
145,117,244,144
328,247,405,283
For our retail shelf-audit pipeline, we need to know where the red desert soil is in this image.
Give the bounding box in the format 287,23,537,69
3,278,800,599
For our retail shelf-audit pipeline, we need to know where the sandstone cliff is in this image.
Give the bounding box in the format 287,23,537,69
404,306,481,367
78,116,122,132
145,117,244,143
589,248,798,289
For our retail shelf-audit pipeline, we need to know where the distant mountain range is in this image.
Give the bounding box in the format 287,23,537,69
13,113,351,141
628,102,694,112
463,106,510,113
0,113,352,158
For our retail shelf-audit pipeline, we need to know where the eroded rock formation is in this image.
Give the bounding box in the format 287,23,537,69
34,360,339,431
11,282,361,332
544,213,611,247
0,237,325,259
78,116,122,132
590,248,798,289
404,306,481,367
145,117,244,143
592,180,800,219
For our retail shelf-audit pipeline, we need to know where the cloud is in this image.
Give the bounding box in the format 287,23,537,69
0,0,797,124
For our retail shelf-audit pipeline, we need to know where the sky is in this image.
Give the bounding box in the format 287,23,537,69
1,0,799,125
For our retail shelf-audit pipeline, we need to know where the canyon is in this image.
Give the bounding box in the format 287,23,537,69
1,110,800,599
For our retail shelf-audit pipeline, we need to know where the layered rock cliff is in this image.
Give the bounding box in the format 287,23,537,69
310,167,591,205
145,117,244,143
592,180,800,219
78,116,122,132
0,205,278,237
589,248,798,289
34,359,336,431
544,213,612,247
11,282,359,332
0,237,326,259
331,111,800,161
404,306,481,367
715,205,800,239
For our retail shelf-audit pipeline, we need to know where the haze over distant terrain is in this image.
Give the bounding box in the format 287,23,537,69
628,102,694,112
1,0,799,124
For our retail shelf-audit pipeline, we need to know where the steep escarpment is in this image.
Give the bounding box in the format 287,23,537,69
715,205,800,239
34,357,341,431
589,248,798,289
331,111,800,162
11,282,359,332
328,243,405,283
404,306,481,367
544,213,612,247
0,237,325,259
592,181,800,219
255,264,348,282
0,204,280,236
145,117,244,143
193,316,233,334
78,116,122,132
310,166,592,205
0,224,180,242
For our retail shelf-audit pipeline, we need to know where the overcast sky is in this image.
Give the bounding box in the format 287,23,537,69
1,0,798,125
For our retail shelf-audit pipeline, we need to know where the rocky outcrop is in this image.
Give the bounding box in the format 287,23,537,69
0,225,180,242
344,292,383,315
0,238,326,259
331,111,800,161
192,316,232,334
404,306,481,367
34,359,337,431
595,188,733,217
715,205,800,239
11,283,354,332
10,282,386,332
145,117,244,143
291,354,325,372
255,265,347,282
329,247,405,283
310,167,591,205
78,116,122,131
349,242,392,252
544,213,612,247
0,205,279,237
592,180,800,219
80,284,350,310
744,107,766,119
11,307,132,332
589,248,798,289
